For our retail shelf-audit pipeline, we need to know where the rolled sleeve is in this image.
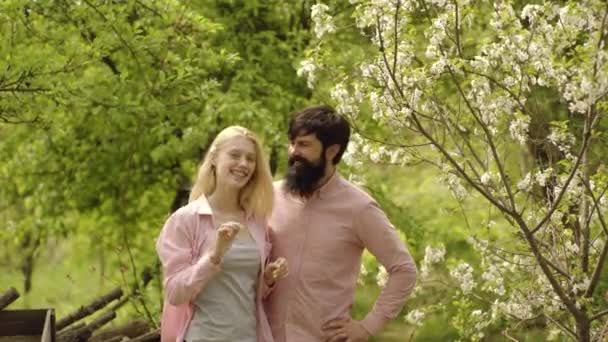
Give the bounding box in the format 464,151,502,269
156,212,221,306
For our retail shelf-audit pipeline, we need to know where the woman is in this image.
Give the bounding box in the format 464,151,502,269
156,126,288,342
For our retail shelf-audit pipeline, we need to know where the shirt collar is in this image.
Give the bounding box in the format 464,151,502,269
195,195,213,216
314,171,341,199
195,194,255,220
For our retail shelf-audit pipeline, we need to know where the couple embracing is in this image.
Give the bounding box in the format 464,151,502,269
156,105,418,342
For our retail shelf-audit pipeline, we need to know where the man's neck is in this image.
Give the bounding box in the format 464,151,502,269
313,167,336,192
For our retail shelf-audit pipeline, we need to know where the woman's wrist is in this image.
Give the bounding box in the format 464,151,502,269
209,250,222,265
264,276,275,286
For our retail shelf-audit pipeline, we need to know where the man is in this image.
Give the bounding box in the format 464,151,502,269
266,105,417,342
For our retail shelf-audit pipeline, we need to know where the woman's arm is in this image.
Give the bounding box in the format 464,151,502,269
156,212,221,306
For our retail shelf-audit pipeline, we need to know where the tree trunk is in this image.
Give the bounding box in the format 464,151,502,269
19,232,40,294
576,317,590,342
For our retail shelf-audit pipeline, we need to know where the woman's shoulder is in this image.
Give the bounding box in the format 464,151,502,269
163,201,200,229
174,200,199,217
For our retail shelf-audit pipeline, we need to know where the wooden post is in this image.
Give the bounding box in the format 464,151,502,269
0,287,20,310
0,309,55,342
56,288,122,331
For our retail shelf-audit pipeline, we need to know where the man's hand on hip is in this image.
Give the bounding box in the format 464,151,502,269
321,316,371,342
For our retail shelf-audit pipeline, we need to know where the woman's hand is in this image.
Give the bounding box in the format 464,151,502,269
264,257,289,285
209,221,242,264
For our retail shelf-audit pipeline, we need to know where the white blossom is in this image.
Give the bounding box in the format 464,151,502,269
535,168,553,187
405,309,425,326
480,172,491,185
296,58,316,88
509,115,531,145
357,264,368,285
331,82,359,117
376,265,388,288
481,263,506,296
311,3,335,39
450,262,476,294
421,244,446,277
443,173,468,200
571,277,590,295
517,173,533,192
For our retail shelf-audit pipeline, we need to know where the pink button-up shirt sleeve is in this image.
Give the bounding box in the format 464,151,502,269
355,201,418,336
156,212,221,306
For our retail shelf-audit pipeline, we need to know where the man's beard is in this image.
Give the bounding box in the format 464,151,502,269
284,153,326,198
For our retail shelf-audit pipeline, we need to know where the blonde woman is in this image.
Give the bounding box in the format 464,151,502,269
156,126,288,342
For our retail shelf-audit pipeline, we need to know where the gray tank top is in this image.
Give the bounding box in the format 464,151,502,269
185,237,260,342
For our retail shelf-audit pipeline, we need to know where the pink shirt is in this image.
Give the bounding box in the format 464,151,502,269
156,197,274,342
266,173,417,341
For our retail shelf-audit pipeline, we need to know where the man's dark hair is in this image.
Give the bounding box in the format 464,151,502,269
288,105,351,165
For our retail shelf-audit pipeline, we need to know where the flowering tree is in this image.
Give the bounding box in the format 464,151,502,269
304,1,608,341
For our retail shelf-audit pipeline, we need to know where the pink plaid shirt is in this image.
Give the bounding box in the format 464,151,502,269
265,173,417,341
156,196,274,342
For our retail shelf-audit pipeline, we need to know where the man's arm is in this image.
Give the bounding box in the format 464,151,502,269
354,201,418,336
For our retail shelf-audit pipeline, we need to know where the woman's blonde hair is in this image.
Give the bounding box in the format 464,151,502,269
189,126,274,219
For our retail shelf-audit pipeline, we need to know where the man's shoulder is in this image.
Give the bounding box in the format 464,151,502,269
273,179,285,195
336,176,377,207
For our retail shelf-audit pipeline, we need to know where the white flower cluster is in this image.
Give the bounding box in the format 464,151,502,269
468,310,491,341
421,244,446,278
492,299,534,320
330,82,359,117
481,263,506,296
341,132,363,168
310,3,335,39
571,276,590,295
535,167,554,187
357,263,368,285
296,58,316,89
445,173,468,200
376,265,388,288
509,114,531,145
450,262,475,294
468,238,512,297
548,124,576,155
517,173,532,192
405,309,425,326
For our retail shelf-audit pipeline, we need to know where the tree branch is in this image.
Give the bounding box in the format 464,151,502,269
591,309,608,322
453,0,463,58
582,180,608,297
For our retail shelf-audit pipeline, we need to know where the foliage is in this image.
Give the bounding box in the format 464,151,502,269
0,0,311,319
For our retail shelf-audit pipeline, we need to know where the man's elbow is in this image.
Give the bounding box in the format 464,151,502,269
391,260,418,290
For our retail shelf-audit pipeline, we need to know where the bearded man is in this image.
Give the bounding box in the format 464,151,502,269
265,105,418,342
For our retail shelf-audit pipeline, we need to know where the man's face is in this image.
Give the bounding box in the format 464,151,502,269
284,133,327,197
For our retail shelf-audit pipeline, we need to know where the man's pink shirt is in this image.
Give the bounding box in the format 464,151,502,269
265,173,417,341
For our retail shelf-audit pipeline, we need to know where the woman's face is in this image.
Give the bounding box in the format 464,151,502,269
214,135,257,190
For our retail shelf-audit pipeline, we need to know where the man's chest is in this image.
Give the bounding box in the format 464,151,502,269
270,202,362,255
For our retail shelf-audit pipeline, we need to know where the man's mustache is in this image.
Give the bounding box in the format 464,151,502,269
288,155,311,166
